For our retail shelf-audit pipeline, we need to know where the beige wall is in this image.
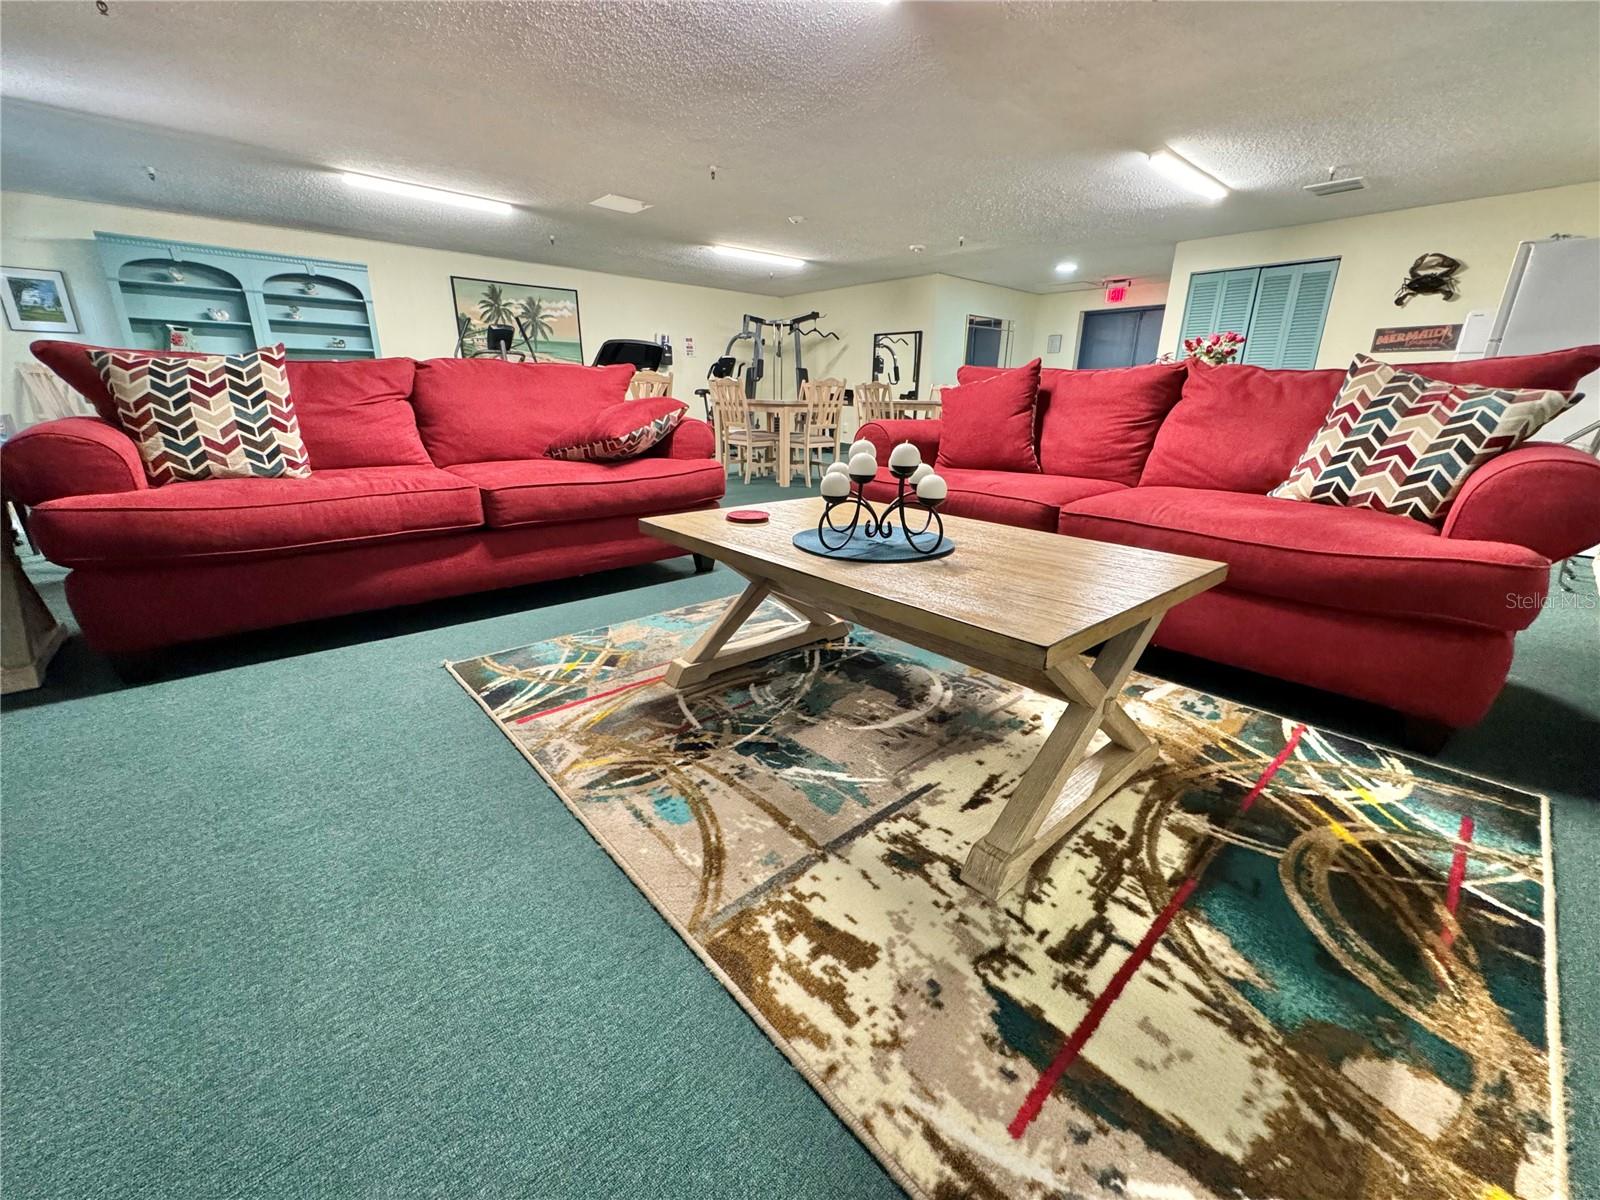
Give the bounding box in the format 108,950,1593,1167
1033,280,1171,369
925,275,1039,389
781,275,938,393
0,191,770,424
1159,182,1600,367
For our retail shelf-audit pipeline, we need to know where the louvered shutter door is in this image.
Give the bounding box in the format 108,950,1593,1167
1278,260,1338,369
1179,272,1224,342
1214,270,1258,338
1242,260,1339,368
1241,267,1297,366
1180,268,1259,344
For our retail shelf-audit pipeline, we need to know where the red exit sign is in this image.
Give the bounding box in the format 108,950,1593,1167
1104,278,1132,304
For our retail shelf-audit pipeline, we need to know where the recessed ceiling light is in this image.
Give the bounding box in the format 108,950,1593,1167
1145,150,1228,202
590,193,652,214
341,171,513,214
710,244,807,269
1054,260,1078,275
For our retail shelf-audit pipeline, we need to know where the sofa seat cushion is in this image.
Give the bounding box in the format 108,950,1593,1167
30,466,483,566
445,456,726,529
864,467,1125,532
1057,487,1549,631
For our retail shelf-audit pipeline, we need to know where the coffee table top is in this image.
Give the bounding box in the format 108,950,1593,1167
642,499,1226,664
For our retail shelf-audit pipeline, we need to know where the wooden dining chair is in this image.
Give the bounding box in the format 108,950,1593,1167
708,377,777,483
628,370,674,400
791,378,846,485
854,381,892,426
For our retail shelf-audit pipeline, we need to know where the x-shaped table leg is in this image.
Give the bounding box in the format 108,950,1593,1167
665,575,852,690
961,616,1161,899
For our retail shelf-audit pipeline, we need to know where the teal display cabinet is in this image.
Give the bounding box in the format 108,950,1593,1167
93,233,380,361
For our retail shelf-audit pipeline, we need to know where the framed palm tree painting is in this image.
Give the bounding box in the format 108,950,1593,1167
449,276,582,363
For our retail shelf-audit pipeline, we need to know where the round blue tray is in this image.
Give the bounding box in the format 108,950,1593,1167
791,525,955,562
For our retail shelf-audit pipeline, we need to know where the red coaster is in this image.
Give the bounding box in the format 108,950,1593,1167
726,509,770,523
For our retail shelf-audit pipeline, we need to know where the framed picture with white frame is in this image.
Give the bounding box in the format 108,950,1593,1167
1,266,80,334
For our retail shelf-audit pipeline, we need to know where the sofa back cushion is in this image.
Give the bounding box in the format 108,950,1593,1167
33,339,204,424
410,358,635,466
285,358,431,469
958,360,1186,484
1139,345,1600,493
936,359,1041,473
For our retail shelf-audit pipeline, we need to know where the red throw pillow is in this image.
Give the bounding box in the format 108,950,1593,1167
936,359,1041,473
545,397,687,462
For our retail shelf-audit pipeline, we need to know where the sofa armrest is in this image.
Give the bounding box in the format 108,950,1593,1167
652,415,716,461
858,419,940,465
1440,444,1600,560
1,416,148,507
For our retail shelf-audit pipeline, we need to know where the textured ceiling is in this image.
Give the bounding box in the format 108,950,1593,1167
2,1,1597,298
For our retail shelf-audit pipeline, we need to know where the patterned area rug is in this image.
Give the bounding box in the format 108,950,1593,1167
446,599,1563,1200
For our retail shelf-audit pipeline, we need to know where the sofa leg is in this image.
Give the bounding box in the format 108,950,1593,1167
1399,715,1454,756
692,553,715,575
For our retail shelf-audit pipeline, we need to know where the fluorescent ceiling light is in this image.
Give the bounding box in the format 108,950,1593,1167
710,244,807,269
590,193,652,214
341,171,513,215
1054,260,1078,275
1145,150,1229,202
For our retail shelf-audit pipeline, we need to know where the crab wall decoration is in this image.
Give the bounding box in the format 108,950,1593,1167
1395,252,1464,307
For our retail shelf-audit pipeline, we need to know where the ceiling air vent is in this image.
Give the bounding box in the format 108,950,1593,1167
589,194,652,214
1304,168,1366,197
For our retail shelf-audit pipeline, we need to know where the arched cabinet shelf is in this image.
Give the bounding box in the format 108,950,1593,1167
94,233,381,361
262,271,377,359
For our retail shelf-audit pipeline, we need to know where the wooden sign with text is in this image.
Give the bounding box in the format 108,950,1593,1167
1371,324,1462,353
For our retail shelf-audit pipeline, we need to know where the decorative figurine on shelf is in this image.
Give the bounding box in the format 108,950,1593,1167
285,305,302,320
205,307,230,322
791,439,954,561
329,337,347,349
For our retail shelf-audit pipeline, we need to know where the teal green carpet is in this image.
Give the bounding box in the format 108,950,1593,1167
3,474,1597,1199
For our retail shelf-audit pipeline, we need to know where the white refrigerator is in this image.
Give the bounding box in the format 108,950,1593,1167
1461,236,1600,561
1480,235,1600,449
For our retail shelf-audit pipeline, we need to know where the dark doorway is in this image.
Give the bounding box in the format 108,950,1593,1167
1076,305,1165,369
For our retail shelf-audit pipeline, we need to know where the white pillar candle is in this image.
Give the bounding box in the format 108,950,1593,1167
825,460,850,477
915,473,948,502
820,472,851,498
909,463,933,485
848,438,877,462
848,451,878,478
889,441,922,470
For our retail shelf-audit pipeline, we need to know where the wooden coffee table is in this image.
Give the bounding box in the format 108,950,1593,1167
640,499,1226,899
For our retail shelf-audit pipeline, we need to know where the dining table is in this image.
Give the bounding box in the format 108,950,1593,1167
741,395,944,487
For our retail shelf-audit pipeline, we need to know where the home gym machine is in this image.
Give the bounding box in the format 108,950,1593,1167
717,311,839,400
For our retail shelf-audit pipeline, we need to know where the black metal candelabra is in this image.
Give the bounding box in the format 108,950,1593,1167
817,459,946,555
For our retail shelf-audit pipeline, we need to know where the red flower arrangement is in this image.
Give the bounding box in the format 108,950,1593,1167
1183,330,1245,366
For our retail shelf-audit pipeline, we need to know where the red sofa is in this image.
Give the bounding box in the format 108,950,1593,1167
859,350,1600,729
3,349,725,654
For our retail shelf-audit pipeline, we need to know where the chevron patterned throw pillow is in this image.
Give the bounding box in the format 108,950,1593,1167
544,397,686,462
92,344,311,484
1271,354,1576,521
